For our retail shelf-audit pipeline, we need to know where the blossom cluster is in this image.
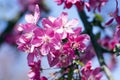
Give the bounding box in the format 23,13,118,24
54,0,108,11
81,61,102,80
15,4,104,80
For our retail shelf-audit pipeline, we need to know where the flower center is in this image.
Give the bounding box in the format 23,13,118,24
42,35,50,43
72,42,80,49
88,75,95,80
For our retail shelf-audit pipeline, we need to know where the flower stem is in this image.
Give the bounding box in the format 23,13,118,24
77,10,114,80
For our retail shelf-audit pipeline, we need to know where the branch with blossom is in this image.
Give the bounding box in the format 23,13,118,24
13,0,120,80
15,4,107,80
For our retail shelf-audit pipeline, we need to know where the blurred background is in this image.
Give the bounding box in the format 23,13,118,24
0,0,120,80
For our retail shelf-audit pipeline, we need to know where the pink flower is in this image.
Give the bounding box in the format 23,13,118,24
42,12,79,39
47,47,75,67
16,4,40,53
99,33,119,50
67,33,90,51
27,49,42,80
115,26,120,39
28,60,41,80
16,24,38,53
81,61,102,80
31,27,61,55
47,28,89,67
18,0,40,11
54,0,64,5
40,76,48,80
108,26,120,50
89,0,108,12
54,0,90,11
105,0,120,25
25,4,40,24
56,12,79,38
16,35,32,53
80,43,95,64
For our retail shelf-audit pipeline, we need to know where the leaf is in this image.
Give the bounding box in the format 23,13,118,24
73,60,84,67
94,14,104,22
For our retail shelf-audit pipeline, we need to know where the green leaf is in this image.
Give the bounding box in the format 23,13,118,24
73,60,84,67
94,14,104,22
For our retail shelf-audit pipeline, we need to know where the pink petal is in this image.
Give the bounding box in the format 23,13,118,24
92,67,101,75
25,14,34,23
65,18,79,28
48,16,56,22
48,55,59,67
116,16,120,24
34,4,40,24
42,18,53,28
40,76,48,80
95,74,102,80
27,53,34,66
46,29,54,37
40,44,50,55
33,27,44,37
56,28,63,33
105,18,114,25
75,1,84,11
17,24,24,31
60,12,68,25
31,38,42,47
28,70,35,78
116,27,120,37
54,0,64,5
21,23,36,33
85,2,91,11
74,27,82,35
64,2,73,9
54,17,63,28
76,34,90,42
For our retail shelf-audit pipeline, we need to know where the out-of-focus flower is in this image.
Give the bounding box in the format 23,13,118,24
54,0,90,11
28,60,41,80
105,0,120,25
108,54,117,70
54,0,109,12
25,4,40,24
81,61,102,80
18,0,40,11
80,43,95,64
40,76,48,80
89,0,108,12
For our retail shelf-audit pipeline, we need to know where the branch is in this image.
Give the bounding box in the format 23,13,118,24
77,10,114,80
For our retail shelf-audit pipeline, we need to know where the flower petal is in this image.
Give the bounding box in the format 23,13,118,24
34,4,40,24
105,18,114,25
25,14,34,23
